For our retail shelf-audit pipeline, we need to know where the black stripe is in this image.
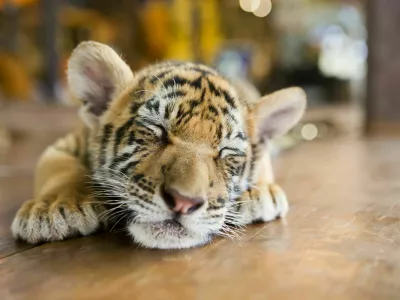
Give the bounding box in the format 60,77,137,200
141,117,160,128
163,76,189,89
190,76,203,89
221,90,237,109
130,101,142,114
114,118,135,155
207,205,223,211
128,131,136,145
221,107,229,115
217,124,223,140
145,98,160,113
208,105,218,116
163,90,186,99
120,161,139,175
200,89,206,102
77,204,85,215
109,152,132,169
163,76,203,90
206,78,237,109
99,124,114,166
134,138,145,145
219,147,244,157
239,162,246,177
136,129,152,138
175,103,190,126
134,120,149,129
190,99,202,109
249,144,257,183
176,111,192,127
176,103,185,117
59,207,66,219
236,132,247,141
133,174,144,182
142,118,168,142
206,78,222,97
164,103,171,119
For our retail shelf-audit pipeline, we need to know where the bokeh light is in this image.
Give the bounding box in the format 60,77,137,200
301,124,319,141
239,0,261,13
253,0,272,18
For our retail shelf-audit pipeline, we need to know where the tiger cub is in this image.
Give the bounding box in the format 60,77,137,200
11,41,306,249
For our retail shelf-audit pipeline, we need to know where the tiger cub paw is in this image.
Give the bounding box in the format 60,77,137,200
11,196,107,244
238,183,289,225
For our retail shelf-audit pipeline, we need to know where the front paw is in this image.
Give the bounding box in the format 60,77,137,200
11,196,106,244
238,183,289,225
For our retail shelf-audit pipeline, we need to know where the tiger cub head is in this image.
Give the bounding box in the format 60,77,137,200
67,41,306,249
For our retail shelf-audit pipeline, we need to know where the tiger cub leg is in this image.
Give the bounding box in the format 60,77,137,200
237,181,289,225
234,87,307,225
237,151,289,225
11,134,106,244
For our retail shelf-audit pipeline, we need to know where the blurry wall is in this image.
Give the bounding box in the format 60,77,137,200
367,0,400,134
0,0,367,112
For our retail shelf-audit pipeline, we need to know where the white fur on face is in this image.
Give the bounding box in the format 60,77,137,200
125,192,225,249
93,168,227,249
128,222,212,249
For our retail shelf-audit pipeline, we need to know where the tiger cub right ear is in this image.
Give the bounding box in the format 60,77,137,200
251,87,307,142
67,41,134,124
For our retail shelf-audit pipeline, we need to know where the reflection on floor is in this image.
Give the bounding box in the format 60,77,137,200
1,105,399,300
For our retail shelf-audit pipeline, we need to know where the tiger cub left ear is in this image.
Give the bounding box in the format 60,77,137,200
67,41,134,125
251,87,307,142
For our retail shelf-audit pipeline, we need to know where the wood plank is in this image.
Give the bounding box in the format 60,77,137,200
1,138,400,299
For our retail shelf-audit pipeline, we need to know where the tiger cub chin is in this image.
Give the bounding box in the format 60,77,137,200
11,41,306,249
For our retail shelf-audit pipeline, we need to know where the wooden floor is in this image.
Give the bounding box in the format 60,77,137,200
1,108,400,299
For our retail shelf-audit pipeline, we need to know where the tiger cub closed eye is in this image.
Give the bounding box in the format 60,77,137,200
11,41,306,249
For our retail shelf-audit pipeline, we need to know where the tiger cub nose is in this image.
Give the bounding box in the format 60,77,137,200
162,188,205,214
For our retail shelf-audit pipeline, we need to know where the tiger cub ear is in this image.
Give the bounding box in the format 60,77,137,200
251,87,306,142
67,41,133,121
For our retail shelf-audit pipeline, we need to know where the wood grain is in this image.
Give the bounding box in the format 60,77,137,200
1,111,400,299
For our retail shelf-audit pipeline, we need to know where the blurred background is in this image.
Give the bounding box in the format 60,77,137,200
0,0,398,172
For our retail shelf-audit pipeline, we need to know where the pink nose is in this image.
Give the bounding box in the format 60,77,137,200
162,188,205,214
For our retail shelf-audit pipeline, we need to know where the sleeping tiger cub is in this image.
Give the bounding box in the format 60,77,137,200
11,41,306,249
